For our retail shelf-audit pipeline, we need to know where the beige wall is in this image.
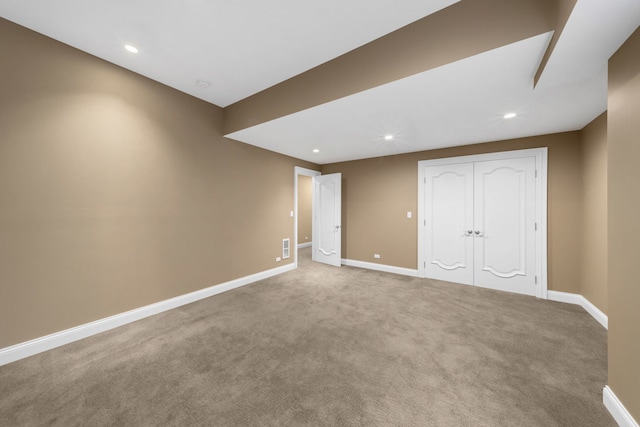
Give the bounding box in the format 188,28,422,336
297,175,313,245
608,26,640,422
3,18,637,424
0,18,317,348
580,113,608,314
322,132,584,294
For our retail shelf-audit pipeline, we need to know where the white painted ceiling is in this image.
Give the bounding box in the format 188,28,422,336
2,0,640,164
0,0,458,107
230,0,640,164
229,31,608,164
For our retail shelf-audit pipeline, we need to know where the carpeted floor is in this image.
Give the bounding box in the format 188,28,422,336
0,248,614,426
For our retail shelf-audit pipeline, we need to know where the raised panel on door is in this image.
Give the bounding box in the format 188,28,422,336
312,173,342,267
425,163,474,285
473,157,536,296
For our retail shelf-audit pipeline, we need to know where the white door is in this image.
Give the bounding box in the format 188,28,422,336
312,173,342,267
473,157,536,296
425,163,474,285
423,156,538,296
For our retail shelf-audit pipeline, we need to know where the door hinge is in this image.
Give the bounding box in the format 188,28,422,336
535,222,538,231
535,276,538,284
535,169,538,178
424,219,426,226
424,177,427,184
424,261,426,268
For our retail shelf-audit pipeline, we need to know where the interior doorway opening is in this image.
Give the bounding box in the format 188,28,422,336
297,175,313,250
294,166,321,269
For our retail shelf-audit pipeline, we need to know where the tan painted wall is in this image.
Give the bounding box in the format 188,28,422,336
0,18,318,348
608,26,640,422
297,175,313,245
322,132,583,294
580,113,608,314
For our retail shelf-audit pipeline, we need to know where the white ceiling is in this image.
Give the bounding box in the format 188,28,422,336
230,0,640,164
0,0,458,107
229,32,608,164
2,0,639,164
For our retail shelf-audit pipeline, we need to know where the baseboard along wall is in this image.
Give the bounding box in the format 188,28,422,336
4,259,631,427
547,290,608,329
341,258,420,277
0,258,419,366
0,263,295,367
339,262,611,333
297,242,312,249
546,293,632,426
603,386,639,427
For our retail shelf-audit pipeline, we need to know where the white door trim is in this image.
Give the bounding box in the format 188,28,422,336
418,148,548,299
294,166,321,269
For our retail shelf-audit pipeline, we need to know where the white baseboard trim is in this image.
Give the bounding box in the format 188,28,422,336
604,386,639,427
297,242,312,249
0,263,295,367
341,258,420,278
547,291,608,329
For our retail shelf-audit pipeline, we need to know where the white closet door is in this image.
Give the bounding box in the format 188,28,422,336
424,163,474,285
473,157,536,296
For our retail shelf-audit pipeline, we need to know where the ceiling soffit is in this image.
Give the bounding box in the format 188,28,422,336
534,0,578,86
223,0,556,135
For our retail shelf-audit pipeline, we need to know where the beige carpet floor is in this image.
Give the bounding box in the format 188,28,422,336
0,248,614,426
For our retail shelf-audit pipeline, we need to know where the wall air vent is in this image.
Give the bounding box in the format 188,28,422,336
283,238,290,259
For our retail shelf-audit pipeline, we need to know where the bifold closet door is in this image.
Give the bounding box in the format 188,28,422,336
473,157,536,296
424,163,474,285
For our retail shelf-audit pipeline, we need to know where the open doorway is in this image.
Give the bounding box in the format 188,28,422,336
294,167,320,269
297,175,313,249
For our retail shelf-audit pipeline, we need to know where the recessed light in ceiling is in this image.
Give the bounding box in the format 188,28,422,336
384,134,394,141
503,112,517,119
124,44,138,53
313,149,320,153
197,80,211,88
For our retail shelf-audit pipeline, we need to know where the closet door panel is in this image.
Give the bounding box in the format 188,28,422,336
424,163,474,285
473,157,536,296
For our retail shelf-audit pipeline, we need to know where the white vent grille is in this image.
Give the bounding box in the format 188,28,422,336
283,238,290,259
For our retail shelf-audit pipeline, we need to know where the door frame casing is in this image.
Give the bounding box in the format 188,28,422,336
294,166,321,269
417,148,548,299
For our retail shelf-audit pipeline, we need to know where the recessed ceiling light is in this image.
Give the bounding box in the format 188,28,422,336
312,149,320,153
384,135,394,141
503,112,517,119
197,80,211,88
124,44,138,53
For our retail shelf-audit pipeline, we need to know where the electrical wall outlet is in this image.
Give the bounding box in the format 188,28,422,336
374,254,381,259
276,257,281,262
